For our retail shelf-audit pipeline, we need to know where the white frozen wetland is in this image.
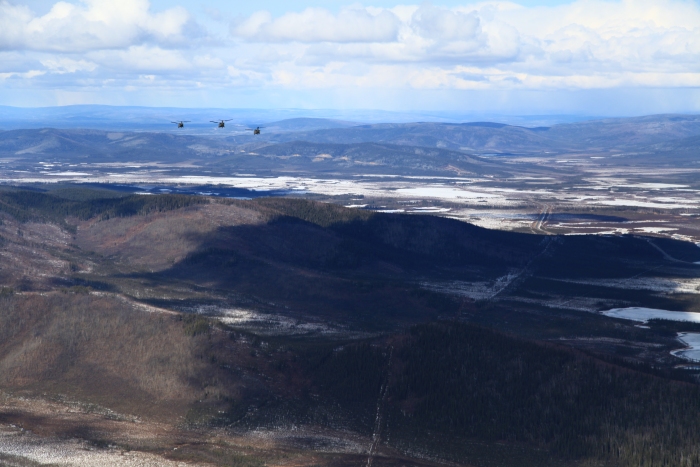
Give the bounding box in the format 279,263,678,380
5,172,699,212
601,307,700,323
671,333,700,362
395,186,499,200
562,277,700,295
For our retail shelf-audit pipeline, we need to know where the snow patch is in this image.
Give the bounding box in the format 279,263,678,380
592,199,698,209
396,187,500,200
601,307,700,323
44,171,91,176
671,333,700,362
420,273,518,300
554,277,700,294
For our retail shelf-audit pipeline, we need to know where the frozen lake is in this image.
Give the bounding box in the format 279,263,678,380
601,307,700,323
671,333,700,362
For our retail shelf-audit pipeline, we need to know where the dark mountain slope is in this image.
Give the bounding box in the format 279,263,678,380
150,199,541,325
143,198,694,326
1,187,700,466
219,321,700,467
1,189,694,327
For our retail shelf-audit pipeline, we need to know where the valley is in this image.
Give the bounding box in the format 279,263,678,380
2,115,699,248
0,113,699,466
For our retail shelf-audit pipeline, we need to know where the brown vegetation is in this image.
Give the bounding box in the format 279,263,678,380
0,293,215,419
1,190,700,466
76,202,265,271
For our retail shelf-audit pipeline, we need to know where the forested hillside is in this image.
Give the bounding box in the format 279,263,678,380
0,186,699,466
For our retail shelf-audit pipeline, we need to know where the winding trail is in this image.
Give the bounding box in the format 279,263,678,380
366,345,394,467
490,236,557,300
530,205,552,235
641,237,697,264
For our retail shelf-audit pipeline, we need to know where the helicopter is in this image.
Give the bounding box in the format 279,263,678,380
246,126,265,135
171,121,190,128
211,119,232,128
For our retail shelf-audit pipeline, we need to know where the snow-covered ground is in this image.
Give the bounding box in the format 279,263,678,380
395,186,499,200
217,307,335,335
510,295,615,312
191,305,369,338
245,427,367,455
601,307,700,323
0,426,185,467
671,333,700,362
557,277,700,295
420,273,518,300
4,173,699,212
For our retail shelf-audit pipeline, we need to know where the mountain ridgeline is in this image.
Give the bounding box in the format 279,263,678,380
1,114,699,172
255,114,700,154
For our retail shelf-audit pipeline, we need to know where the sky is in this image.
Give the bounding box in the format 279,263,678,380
0,0,699,116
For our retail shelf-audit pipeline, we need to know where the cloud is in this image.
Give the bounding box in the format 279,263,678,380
229,1,700,74
41,58,97,74
0,0,699,111
411,4,481,42
0,0,197,52
93,46,192,72
231,7,401,43
0,69,45,80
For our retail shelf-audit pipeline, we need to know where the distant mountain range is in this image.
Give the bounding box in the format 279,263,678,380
261,114,700,153
0,104,598,130
0,128,225,162
0,114,698,174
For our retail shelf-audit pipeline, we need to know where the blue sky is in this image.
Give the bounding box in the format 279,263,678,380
3,0,700,115
25,1,578,15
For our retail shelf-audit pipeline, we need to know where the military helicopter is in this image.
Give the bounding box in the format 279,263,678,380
171,121,190,128
246,126,265,135
211,119,232,128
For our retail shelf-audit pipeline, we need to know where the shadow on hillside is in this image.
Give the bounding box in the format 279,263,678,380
126,207,699,327
123,212,544,327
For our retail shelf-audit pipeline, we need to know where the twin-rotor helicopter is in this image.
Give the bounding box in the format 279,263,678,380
210,119,232,128
171,120,264,134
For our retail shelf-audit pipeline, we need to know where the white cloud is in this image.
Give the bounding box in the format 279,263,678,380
0,0,196,52
0,0,699,111
0,69,45,80
41,57,97,73
411,4,481,42
231,7,401,43
229,1,700,76
94,46,192,72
